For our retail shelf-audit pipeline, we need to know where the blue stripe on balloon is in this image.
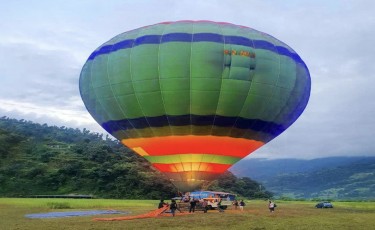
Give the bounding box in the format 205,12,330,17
87,33,303,64
112,40,133,51
193,33,223,43
161,33,192,42
134,35,161,45
101,115,285,137
225,36,253,46
252,40,276,50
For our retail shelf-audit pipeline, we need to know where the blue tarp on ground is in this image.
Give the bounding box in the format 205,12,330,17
25,210,130,218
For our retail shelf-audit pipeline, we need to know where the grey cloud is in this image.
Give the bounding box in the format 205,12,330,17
1,0,374,159
0,41,81,108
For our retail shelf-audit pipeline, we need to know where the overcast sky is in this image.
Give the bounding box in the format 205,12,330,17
1,0,374,159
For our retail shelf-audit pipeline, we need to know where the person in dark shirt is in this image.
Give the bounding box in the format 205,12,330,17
158,199,167,209
170,200,178,217
239,200,245,211
217,199,224,212
189,198,197,213
233,199,239,210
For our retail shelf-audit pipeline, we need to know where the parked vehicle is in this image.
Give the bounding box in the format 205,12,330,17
173,191,236,211
188,191,236,210
315,201,333,208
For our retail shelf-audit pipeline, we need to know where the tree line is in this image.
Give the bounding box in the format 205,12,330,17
0,116,272,199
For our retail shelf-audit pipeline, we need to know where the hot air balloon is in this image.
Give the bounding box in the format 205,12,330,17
79,20,311,191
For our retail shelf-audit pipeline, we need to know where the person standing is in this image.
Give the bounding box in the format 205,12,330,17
189,198,197,213
170,200,178,217
268,200,275,212
217,199,224,212
232,200,239,210
239,200,245,211
201,199,208,213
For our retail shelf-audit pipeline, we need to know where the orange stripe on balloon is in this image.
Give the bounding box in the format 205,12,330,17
122,135,264,158
152,162,231,173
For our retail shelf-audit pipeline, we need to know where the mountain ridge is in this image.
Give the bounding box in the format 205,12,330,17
230,156,375,200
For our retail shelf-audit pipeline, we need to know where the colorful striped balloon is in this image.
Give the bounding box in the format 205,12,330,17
79,20,311,191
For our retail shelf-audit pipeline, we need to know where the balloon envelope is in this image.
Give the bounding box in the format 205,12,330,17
79,21,311,191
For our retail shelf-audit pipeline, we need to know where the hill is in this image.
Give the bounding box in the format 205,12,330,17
230,157,375,200
0,116,272,199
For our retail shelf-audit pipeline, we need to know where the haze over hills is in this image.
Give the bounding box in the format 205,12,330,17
230,157,375,200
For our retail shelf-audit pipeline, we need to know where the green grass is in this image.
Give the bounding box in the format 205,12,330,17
46,202,71,209
0,198,374,230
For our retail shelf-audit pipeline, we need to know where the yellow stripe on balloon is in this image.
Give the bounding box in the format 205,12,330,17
132,147,149,156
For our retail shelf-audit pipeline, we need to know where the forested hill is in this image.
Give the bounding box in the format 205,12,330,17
0,117,272,199
231,157,375,200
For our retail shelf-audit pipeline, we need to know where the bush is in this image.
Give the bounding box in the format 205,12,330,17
47,202,71,209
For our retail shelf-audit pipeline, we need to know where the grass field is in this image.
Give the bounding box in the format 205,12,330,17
0,198,374,230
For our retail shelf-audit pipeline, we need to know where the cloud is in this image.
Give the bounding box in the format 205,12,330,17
0,98,105,134
0,0,374,159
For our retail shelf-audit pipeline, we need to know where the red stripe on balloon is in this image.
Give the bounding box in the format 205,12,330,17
152,162,231,173
122,135,264,158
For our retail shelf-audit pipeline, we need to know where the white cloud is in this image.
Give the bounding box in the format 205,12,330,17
0,0,374,159
0,98,105,134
